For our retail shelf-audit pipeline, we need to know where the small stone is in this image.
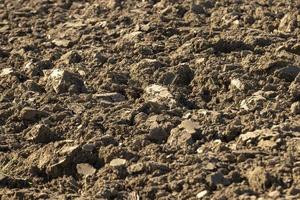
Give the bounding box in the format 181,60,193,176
206,172,230,188
275,66,300,82
144,84,176,109
268,190,280,198
289,74,300,99
19,107,48,121
147,125,168,144
76,163,96,176
52,39,72,47
59,145,80,156
26,124,57,143
168,120,201,147
196,190,208,199
240,94,266,111
179,120,201,134
238,130,260,144
47,69,86,94
291,102,300,114
128,163,144,174
109,158,127,167
230,78,246,91
93,92,125,103
0,68,15,77
82,144,96,152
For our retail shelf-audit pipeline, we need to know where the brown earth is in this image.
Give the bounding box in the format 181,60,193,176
1,0,300,199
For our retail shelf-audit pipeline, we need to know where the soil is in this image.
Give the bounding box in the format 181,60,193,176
1,0,300,199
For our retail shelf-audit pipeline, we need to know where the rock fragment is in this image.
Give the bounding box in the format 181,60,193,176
196,190,208,199
289,74,300,99
109,158,127,167
0,68,15,77
76,163,96,176
26,124,57,143
128,163,144,174
230,78,247,91
144,84,176,109
240,94,266,111
47,69,86,94
52,39,72,47
93,92,125,103
275,66,300,82
291,102,300,114
167,120,201,147
206,172,230,189
147,125,168,144
19,107,48,121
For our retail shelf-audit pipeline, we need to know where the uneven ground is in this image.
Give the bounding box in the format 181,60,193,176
0,0,300,199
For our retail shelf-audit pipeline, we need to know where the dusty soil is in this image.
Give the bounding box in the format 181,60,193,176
1,0,300,199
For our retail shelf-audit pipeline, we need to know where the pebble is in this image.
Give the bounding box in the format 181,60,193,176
109,158,127,167
147,125,168,143
93,92,125,103
19,107,48,121
206,172,230,188
168,120,201,147
196,190,208,199
26,124,57,143
52,39,72,47
289,74,300,99
230,78,246,91
240,94,266,111
47,69,86,94
268,190,280,198
0,68,15,77
291,102,300,114
144,84,176,109
128,163,144,174
76,163,96,176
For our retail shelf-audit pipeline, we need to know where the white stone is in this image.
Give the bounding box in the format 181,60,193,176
196,190,208,199
144,84,176,108
109,158,127,167
230,78,245,91
0,68,14,76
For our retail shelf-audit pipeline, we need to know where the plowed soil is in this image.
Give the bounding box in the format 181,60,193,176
1,0,300,199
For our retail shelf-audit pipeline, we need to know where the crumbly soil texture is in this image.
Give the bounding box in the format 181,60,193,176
1,0,300,199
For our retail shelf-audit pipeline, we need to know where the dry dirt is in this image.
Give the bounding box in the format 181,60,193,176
1,0,300,199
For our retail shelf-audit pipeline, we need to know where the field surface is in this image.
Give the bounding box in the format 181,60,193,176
0,0,300,199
